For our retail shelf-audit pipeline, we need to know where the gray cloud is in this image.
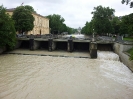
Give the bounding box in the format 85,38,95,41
1,0,133,28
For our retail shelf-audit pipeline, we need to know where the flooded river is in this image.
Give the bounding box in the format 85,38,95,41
0,50,133,99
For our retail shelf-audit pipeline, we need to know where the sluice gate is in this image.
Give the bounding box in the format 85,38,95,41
17,33,119,59
18,39,113,52
97,44,113,51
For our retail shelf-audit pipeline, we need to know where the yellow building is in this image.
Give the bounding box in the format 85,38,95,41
6,8,50,35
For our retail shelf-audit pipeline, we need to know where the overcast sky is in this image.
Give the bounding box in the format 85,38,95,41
1,0,133,29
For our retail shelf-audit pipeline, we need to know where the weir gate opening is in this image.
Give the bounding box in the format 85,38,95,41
20,40,29,49
56,42,67,51
40,41,48,49
19,40,114,52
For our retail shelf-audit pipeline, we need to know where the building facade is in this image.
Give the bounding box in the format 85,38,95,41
6,8,50,35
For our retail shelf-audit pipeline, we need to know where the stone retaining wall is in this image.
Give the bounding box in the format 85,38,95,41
113,42,133,72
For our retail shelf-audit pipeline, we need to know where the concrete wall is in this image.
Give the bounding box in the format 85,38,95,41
113,42,133,72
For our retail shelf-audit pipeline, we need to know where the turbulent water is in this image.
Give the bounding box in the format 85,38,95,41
97,51,120,61
0,50,133,99
62,34,85,39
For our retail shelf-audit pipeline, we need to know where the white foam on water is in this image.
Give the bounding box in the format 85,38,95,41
100,62,133,89
97,51,119,61
98,51,133,89
63,34,85,39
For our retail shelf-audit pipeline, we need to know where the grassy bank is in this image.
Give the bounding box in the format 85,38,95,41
123,37,133,41
127,47,133,60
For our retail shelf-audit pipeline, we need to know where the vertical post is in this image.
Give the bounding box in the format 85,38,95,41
29,34,34,50
90,42,97,58
67,36,73,52
90,31,97,58
48,38,53,51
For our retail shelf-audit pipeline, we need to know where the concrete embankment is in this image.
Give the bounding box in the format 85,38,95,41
114,42,133,72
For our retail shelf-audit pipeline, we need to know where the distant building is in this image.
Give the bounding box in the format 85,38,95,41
77,27,81,34
6,8,50,35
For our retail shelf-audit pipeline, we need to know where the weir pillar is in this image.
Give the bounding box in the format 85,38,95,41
90,41,97,58
67,37,73,52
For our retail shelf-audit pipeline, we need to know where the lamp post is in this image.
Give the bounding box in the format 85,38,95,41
92,29,95,42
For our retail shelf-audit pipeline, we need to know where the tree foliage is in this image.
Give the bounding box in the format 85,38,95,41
12,5,35,34
0,5,16,50
111,16,121,34
121,0,133,8
91,5,115,35
81,21,93,35
24,5,36,13
47,14,64,33
119,13,133,36
46,14,74,34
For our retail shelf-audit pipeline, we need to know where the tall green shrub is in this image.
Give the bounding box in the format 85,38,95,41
0,5,16,50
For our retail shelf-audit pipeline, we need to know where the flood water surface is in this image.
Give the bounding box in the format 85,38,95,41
0,51,133,99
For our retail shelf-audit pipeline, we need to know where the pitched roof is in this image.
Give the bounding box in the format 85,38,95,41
6,8,49,20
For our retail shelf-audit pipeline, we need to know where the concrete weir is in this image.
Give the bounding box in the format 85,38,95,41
16,37,115,54
0,35,132,71
14,35,133,71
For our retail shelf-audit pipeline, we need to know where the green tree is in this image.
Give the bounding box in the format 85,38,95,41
81,21,93,35
91,5,115,35
72,29,77,33
24,5,36,13
119,14,133,60
60,23,67,33
119,15,129,36
111,16,121,35
60,24,72,34
12,5,35,34
120,14,133,36
127,13,133,36
47,14,65,34
0,5,16,50
66,27,73,34
121,0,133,8
46,14,74,34
81,26,86,34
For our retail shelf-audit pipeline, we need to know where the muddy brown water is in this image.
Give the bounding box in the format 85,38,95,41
0,50,133,99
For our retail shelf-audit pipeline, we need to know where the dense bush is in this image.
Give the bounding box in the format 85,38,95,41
0,5,16,50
